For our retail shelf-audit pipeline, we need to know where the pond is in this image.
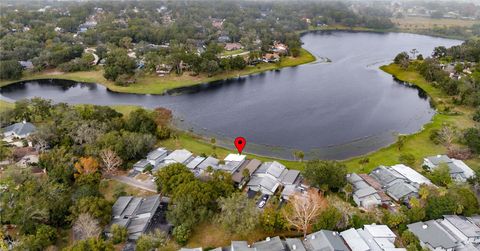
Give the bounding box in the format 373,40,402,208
0,31,462,160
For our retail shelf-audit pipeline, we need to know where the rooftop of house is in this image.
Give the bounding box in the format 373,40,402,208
186,156,206,169
108,195,162,240
370,166,405,187
281,169,300,185
2,121,36,137
231,159,262,183
442,215,480,238
304,230,349,251
407,220,459,249
284,238,306,251
197,156,219,170
164,149,193,164
224,153,246,162
363,224,397,238
247,175,280,194
252,236,285,251
147,147,168,160
390,164,432,185
340,228,370,251
425,155,452,165
385,180,418,202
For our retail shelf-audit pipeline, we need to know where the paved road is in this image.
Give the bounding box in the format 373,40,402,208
110,175,157,192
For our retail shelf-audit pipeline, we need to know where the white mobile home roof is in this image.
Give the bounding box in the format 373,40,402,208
390,164,431,185
363,224,397,238
224,153,246,162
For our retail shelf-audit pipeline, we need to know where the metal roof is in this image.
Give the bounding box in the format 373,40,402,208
146,147,167,161
281,170,300,185
164,149,192,164
390,164,431,185
407,220,458,249
442,215,480,238
265,161,286,178
2,121,36,137
186,156,206,169
426,155,452,165
363,224,397,238
197,156,219,170
340,228,370,251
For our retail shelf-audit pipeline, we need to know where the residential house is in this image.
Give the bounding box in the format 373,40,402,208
252,236,286,251
18,60,34,70
357,224,405,251
2,120,36,142
197,156,220,172
284,238,306,251
423,155,475,182
340,228,370,251
347,173,382,209
358,173,391,205
407,220,460,251
303,230,350,251
263,53,280,63
186,156,206,170
133,159,151,172
211,18,224,29
147,147,168,167
105,195,170,241
216,154,246,174
272,41,288,54
218,35,231,43
224,43,243,51
281,184,306,201
156,64,173,76
231,159,262,188
247,161,300,196
390,164,432,185
163,149,193,165
440,215,480,245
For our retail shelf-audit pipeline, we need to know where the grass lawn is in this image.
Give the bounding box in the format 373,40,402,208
341,64,479,173
392,17,478,30
99,178,155,202
0,99,14,113
0,48,315,95
220,49,246,57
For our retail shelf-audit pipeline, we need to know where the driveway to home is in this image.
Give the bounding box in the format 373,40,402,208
110,175,157,192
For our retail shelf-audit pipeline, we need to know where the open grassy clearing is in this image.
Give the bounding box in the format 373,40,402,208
392,17,478,30
0,48,315,95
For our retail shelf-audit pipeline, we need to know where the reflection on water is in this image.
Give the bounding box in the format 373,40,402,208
0,32,462,160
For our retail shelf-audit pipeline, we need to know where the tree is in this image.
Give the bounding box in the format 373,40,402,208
283,189,328,238
293,150,305,162
433,46,447,58
136,229,168,251
126,108,157,135
342,183,353,202
70,196,112,225
409,49,418,59
425,195,456,219
382,210,406,229
312,206,343,231
73,213,101,240
111,224,127,244
397,135,407,150
428,164,452,187
154,163,195,195
103,48,136,82
63,237,114,251
0,60,23,80
99,149,123,175
399,153,415,166
216,193,260,235
302,160,347,192
260,205,287,234
463,128,480,153
172,224,191,245
74,157,100,178
394,52,409,65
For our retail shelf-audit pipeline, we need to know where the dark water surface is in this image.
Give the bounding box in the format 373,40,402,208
0,32,462,160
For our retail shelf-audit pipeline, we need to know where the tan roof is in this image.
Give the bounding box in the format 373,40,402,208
232,159,262,183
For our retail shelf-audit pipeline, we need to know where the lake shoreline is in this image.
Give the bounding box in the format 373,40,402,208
0,48,316,95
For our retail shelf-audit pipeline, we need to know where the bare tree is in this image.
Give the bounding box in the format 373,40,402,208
100,148,123,175
283,189,328,238
439,125,456,150
73,213,101,240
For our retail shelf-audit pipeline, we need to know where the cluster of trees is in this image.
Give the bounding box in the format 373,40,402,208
0,0,399,81
0,99,174,249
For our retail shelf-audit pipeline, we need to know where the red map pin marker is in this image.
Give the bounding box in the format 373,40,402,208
234,137,246,154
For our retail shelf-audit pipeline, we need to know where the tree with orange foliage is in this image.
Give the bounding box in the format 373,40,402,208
283,189,328,238
74,156,100,178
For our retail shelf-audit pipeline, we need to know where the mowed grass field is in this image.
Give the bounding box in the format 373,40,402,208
0,48,315,95
393,17,478,30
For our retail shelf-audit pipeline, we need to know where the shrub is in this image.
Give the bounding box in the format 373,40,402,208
173,224,191,245
111,224,127,244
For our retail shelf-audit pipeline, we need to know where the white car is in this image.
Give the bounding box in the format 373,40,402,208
258,200,266,208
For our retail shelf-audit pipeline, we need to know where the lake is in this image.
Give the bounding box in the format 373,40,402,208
0,31,462,160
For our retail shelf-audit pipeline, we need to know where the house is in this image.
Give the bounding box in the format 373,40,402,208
156,64,173,76
356,224,405,251
263,53,280,63
211,18,224,29
18,60,34,69
272,41,288,54
105,195,170,241
304,230,350,251
440,215,480,244
347,173,382,209
340,228,370,251
390,164,432,185
231,159,262,188
133,159,151,172
218,35,231,43
247,161,300,196
252,236,286,251
224,43,243,51
17,154,39,167
2,120,36,140
216,154,246,173
146,147,168,167
186,156,206,170
197,156,220,171
407,220,459,251
281,184,311,201
163,149,193,165
284,238,306,251
423,155,475,182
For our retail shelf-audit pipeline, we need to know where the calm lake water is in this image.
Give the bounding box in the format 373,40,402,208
0,32,462,160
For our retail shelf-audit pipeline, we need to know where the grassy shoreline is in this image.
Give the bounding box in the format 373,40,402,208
0,48,315,95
